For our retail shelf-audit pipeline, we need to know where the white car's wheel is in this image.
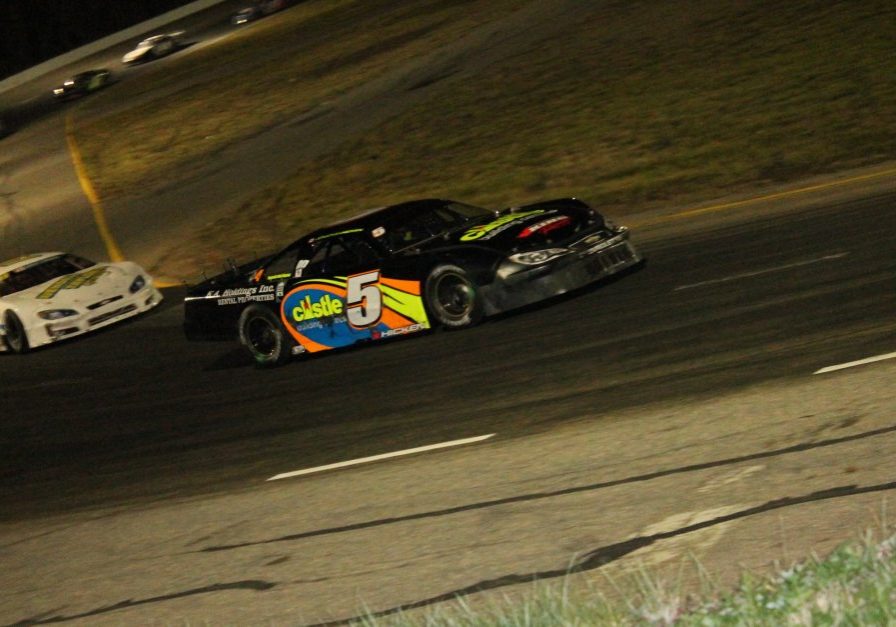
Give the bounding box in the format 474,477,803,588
3,311,30,354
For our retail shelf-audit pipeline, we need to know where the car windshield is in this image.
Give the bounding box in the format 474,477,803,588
0,254,95,296
381,201,492,250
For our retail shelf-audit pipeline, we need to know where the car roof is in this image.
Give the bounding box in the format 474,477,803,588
307,199,460,239
0,252,65,275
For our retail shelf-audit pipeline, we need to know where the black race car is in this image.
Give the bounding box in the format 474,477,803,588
52,69,113,101
183,198,642,366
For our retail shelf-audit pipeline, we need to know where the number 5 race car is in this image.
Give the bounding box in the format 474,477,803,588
0,252,163,353
183,198,643,367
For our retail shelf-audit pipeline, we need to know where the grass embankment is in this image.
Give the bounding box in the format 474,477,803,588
71,0,896,273
362,531,896,625
72,0,528,200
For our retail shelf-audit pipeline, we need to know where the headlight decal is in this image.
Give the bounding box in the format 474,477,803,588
38,309,78,320
129,275,146,293
508,248,571,265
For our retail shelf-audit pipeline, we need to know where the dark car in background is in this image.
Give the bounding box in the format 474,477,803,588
231,0,287,24
184,198,643,366
52,69,113,101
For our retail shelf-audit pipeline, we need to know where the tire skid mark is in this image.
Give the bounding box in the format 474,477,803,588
197,423,896,553
311,481,896,627
7,580,276,627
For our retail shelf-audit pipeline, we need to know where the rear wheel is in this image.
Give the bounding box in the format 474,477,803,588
238,305,293,367
424,264,483,329
3,311,30,354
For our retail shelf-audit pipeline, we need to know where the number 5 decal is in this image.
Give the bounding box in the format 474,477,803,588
346,270,382,328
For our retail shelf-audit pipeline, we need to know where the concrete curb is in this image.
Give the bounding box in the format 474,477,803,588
0,0,230,94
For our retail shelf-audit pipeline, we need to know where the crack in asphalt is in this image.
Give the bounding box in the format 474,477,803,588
196,422,896,553
308,481,896,626
6,580,276,627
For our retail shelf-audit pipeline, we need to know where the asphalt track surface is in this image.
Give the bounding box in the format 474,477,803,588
2,193,894,521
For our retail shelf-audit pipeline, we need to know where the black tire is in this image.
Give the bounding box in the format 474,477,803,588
238,305,293,367
3,311,30,354
424,264,483,329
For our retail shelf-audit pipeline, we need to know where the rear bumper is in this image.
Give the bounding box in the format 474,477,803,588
480,229,643,315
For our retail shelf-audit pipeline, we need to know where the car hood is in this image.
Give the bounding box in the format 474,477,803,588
122,48,149,63
2,263,139,311
444,199,602,251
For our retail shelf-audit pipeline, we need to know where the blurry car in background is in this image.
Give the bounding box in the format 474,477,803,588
122,33,183,64
0,252,163,354
231,0,286,24
232,7,260,24
52,69,113,101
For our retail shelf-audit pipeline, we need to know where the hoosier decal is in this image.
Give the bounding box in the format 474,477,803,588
37,267,109,299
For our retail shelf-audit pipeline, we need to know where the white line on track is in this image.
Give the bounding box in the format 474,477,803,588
266,434,496,481
814,352,896,375
674,252,849,291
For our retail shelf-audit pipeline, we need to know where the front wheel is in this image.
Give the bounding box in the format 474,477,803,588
238,305,293,367
3,311,30,354
424,264,483,329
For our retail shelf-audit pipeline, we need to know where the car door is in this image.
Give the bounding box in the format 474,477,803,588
87,73,102,91
154,37,174,56
279,233,430,352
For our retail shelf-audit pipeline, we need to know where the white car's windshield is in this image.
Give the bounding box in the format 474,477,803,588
0,255,95,296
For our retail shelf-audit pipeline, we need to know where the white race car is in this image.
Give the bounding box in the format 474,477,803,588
121,33,182,64
0,252,163,353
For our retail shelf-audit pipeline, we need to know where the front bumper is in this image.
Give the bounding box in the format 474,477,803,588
0,286,163,352
480,228,642,315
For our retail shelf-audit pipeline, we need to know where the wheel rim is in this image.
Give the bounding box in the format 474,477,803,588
433,273,475,321
246,315,278,357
